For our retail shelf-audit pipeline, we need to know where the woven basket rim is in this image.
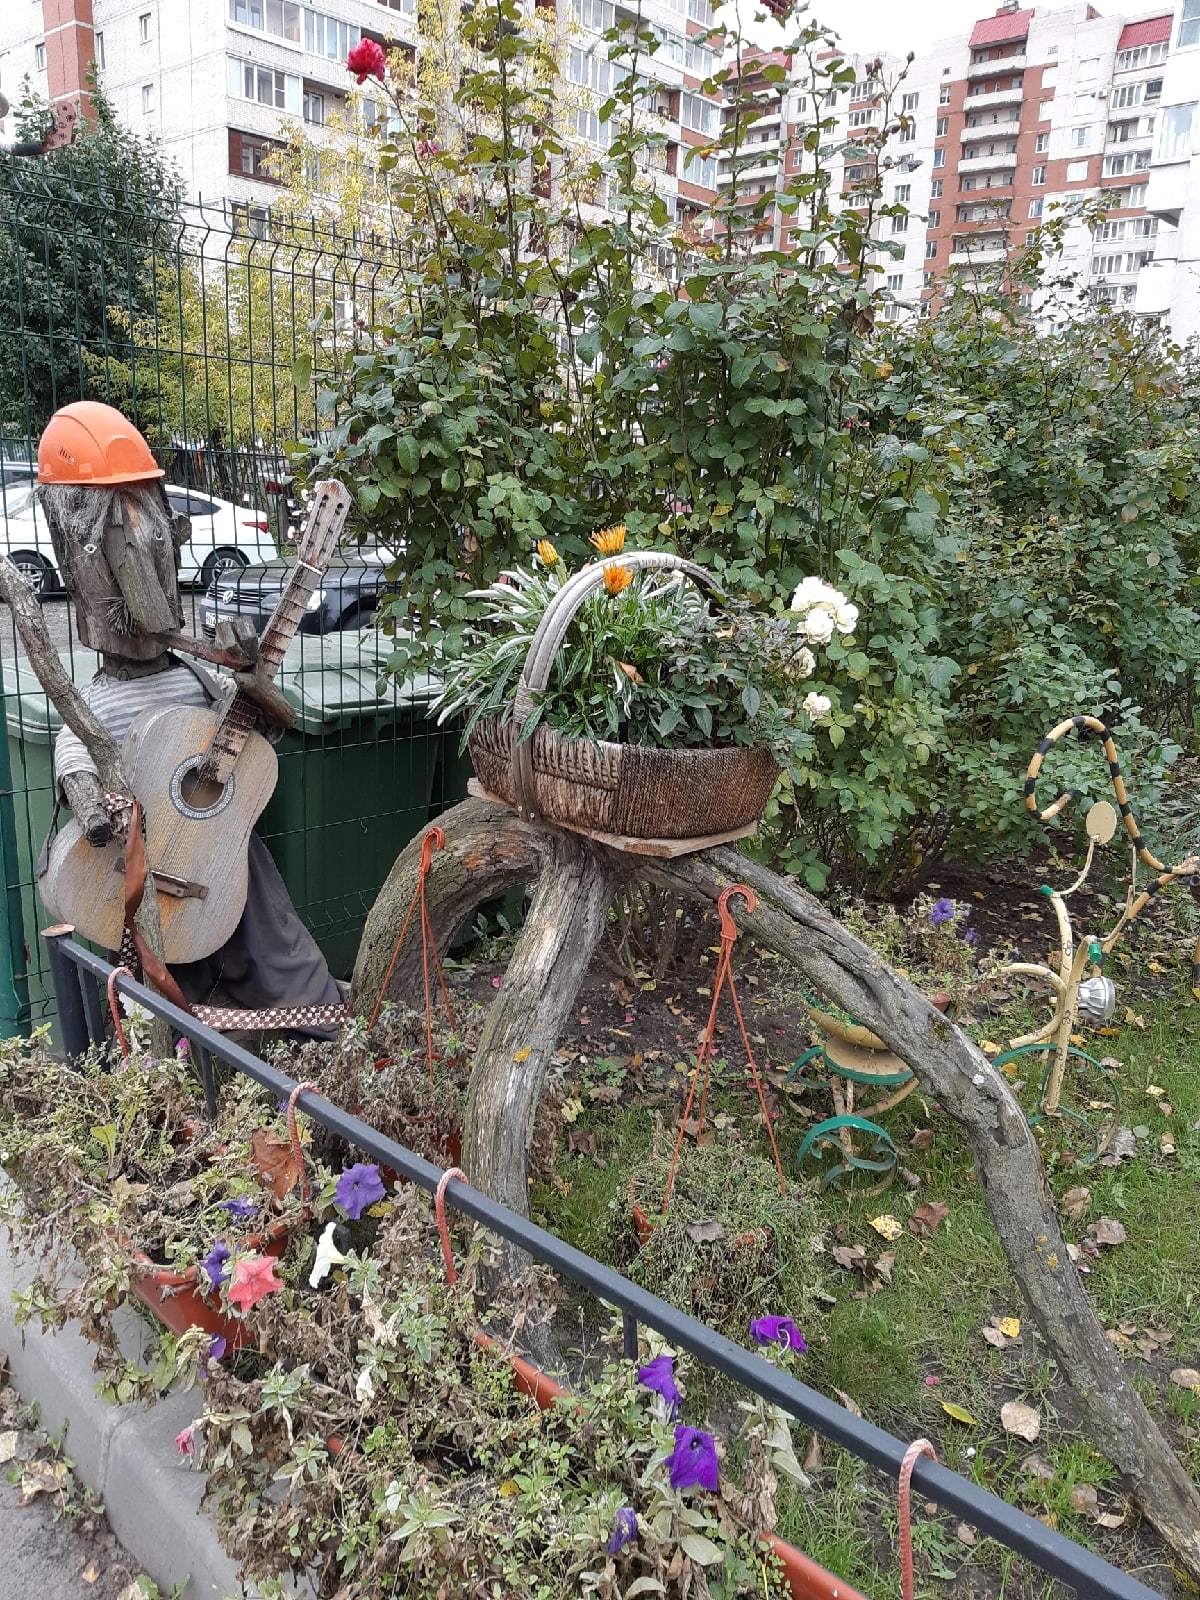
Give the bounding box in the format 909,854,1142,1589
469,713,777,766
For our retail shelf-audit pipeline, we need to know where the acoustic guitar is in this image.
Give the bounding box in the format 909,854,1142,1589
41,479,352,963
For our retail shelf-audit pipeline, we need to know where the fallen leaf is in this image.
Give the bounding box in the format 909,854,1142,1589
870,1213,903,1242
1091,1217,1127,1248
1132,1124,1151,1139
498,1478,521,1497
1100,1127,1137,1165
1070,1483,1099,1518
0,1430,19,1464
1169,1368,1200,1391
941,1401,978,1426
81,1561,101,1585
1095,1509,1128,1530
1146,1083,1165,1097
832,1244,868,1271
982,1326,1008,1349
802,1432,823,1474
1060,1185,1091,1222
956,1523,977,1547
1001,1400,1041,1442
910,1128,935,1152
19,1459,68,1504
512,1047,531,1063
250,1128,303,1201
874,1250,895,1285
979,1039,1001,1055
1160,1133,1177,1156
997,1316,1021,1338
566,1128,597,1158
1125,1008,1146,1030
684,1218,726,1244
909,1201,950,1238
1020,1453,1055,1481
834,1388,863,1418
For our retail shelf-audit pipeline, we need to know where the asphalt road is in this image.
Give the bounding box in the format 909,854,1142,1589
0,1471,136,1600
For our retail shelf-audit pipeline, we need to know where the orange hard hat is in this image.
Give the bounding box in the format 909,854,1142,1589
38,401,164,487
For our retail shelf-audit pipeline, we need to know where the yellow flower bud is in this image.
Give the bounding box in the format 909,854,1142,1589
535,539,559,567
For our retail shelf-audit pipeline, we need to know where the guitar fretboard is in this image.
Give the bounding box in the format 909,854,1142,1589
204,483,351,784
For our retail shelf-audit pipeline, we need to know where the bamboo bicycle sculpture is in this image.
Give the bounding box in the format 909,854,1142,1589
993,714,1200,1161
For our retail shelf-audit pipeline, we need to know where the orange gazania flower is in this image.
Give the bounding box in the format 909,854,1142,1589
591,524,626,556
603,562,633,597
535,538,559,567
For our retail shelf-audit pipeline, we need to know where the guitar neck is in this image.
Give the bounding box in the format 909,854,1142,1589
206,480,351,783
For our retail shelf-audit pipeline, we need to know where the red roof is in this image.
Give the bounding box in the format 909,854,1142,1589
970,7,1034,46
1117,14,1171,47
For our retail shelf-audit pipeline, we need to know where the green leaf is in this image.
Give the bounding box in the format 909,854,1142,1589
395,437,421,475
291,352,313,393
941,1402,978,1426
680,1533,724,1565
741,683,761,719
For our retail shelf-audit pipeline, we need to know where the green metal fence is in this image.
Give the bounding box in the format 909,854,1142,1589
0,172,466,1031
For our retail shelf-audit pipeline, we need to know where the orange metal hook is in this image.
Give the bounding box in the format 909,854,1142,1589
717,883,756,942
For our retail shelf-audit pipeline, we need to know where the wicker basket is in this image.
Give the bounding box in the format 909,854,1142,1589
466,552,781,844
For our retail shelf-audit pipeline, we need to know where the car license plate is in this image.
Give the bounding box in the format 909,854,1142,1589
201,608,215,626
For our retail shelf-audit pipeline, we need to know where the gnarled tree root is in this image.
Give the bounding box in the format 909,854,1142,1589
351,798,1200,1578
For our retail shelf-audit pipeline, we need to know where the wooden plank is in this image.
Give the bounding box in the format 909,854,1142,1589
465,779,757,858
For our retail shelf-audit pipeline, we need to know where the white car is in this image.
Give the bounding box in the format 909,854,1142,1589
0,483,279,595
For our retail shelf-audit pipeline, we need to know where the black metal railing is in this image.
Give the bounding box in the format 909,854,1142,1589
44,929,1162,1600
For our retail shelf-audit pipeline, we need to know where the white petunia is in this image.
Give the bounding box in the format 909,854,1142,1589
309,1221,349,1289
803,691,833,720
834,602,859,635
803,607,836,645
355,1367,376,1403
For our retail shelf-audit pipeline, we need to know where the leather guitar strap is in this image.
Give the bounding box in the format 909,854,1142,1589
122,799,194,1015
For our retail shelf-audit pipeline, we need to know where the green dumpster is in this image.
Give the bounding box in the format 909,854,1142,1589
1,634,466,1021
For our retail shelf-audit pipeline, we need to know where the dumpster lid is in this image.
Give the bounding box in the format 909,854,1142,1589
2,648,101,742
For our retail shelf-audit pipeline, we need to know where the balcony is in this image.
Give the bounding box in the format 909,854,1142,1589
968,53,1026,78
958,151,1018,174
719,156,779,183
948,245,1007,266
961,118,1021,143
964,84,1024,110
1143,161,1188,223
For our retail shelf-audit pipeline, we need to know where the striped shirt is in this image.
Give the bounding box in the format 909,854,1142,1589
55,665,211,788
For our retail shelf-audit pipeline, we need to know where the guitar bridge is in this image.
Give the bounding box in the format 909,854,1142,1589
114,860,209,901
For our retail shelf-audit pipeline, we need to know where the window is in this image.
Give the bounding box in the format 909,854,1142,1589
688,0,713,23
1032,164,1046,184
890,213,908,234
1103,148,1151,174
572,0,614,27
923,270,935,287
1034,131,1048,152
886,272,903,290
569,47,609,93
139,12,152,41
683,149,718,188
1042,66,1058,87
930,178,942,197
1157,102,1196,160
651,26,686,69
1029,197,1043,218
1065,159,1087,180
303,8,358,57
939,83,951,104
34,43,46,71
925,239,938,258
901,91,918,112
848,108,874,128
142,82,155,112
685,38,715,78
230,0,304,44
1038,101,1053,120
928,207,940,227
680,91,718,136
932,147,945,167
1127,182,1148,207
303,89,324,124
893,183,911,203
899,121,915,142
1146,78,1164,104
240,135,274,176
1181,0,1200,47
936,116,948,136
228,57,302,113
94,31,104,67
1116,42,1168,70
231,202,271,237
1079,57,1099,82
1071,125,1089,147
852,78,879,101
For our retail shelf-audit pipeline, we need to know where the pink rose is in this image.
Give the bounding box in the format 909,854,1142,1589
347,38,386,84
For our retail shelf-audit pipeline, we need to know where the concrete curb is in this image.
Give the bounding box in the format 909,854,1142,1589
0,1183,245,1599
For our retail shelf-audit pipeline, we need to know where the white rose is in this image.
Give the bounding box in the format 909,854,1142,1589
803,691,832,720
803,607,836,645
834,601,859,635
792,646,816,680
790,575,835,611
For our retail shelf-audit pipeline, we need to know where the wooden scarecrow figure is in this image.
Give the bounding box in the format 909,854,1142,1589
27,401,344,1032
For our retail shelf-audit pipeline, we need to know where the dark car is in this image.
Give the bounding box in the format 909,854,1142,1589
199,549,397,639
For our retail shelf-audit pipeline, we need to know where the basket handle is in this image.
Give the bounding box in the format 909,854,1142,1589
510,553,721,822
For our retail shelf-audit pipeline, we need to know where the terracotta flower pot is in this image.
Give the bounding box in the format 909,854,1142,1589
127,1220,291,1348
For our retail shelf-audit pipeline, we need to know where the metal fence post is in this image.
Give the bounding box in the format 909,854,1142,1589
0,670,30,1037
42,924,88,1059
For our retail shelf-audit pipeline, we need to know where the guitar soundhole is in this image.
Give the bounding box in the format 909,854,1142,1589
170,755,236,821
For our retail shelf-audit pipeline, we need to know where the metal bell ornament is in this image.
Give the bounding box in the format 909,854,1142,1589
1077,975,1117,1025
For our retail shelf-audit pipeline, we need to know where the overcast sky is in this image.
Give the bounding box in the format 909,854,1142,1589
731,0,1010,56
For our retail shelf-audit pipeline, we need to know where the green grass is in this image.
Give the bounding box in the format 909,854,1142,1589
533,966,1200,1598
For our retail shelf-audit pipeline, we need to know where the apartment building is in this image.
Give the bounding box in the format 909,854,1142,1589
718,3,1197,341
0,0,720,232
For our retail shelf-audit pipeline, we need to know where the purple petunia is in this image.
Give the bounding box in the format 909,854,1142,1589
208,1334,227,1362
637,1354,682,1419
201,1241,231,1291
929,897,955,927
749,1315,807,1353
175,1037,191,1059
607,1506,638,1554
335,1162,386,1221
221,1197,258,1221
961,926,979,947
667,1425,719,1492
